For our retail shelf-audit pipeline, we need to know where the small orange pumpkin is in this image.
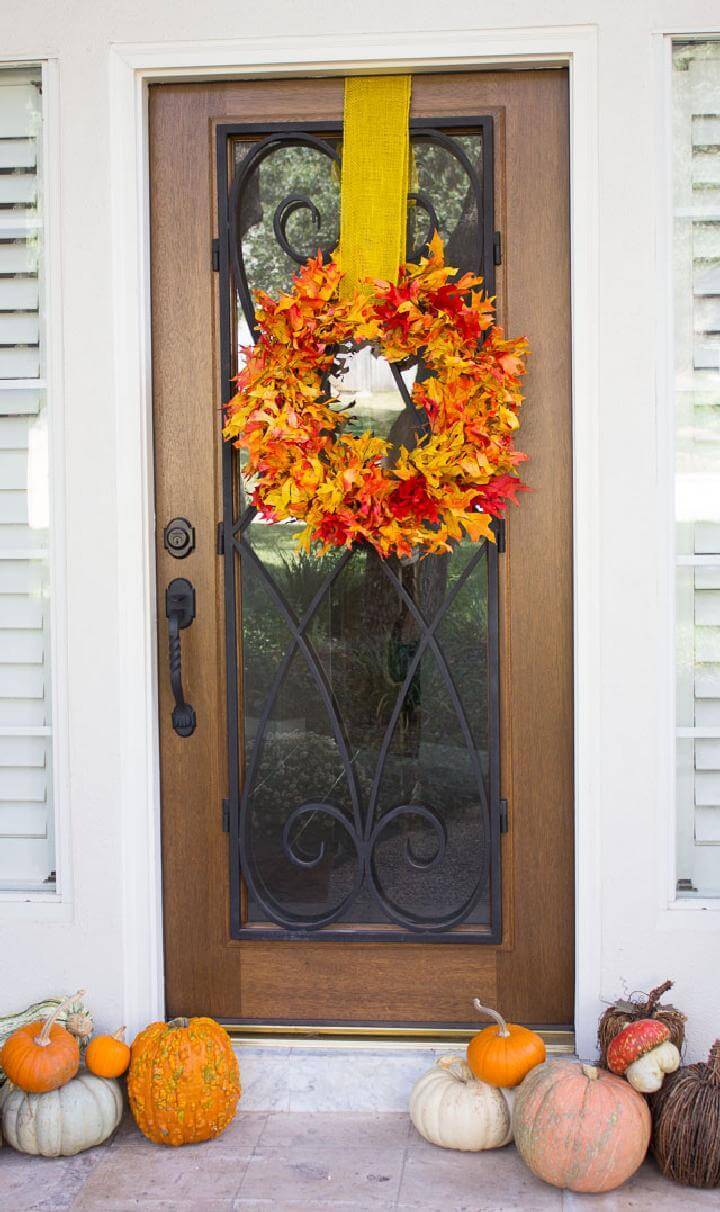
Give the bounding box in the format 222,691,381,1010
0,990,83,1093
466,1000,546,1088
85,1027,131,1079
128,1016,240,1146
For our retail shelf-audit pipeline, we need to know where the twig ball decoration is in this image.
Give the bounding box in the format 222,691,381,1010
652,1039,720,1188
597,980,686,1069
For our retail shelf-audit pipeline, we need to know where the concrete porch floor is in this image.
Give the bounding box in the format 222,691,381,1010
3,1110,717,1211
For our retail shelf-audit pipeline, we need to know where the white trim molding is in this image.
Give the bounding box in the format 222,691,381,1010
109,26,601,1050
654,31,680,920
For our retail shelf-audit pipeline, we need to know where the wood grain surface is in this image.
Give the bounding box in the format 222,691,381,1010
150,69,572,1028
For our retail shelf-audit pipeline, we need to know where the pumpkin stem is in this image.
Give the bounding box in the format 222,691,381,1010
35,988,86,1047
168,1017,189,1029
437,1054,474,1083
642,980,673,1016
473,999,510,1038
707,1039,720,1085
581,1064,599,1080
112,1027,127,1042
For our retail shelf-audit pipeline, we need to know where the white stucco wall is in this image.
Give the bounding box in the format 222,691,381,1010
1,0,719,1062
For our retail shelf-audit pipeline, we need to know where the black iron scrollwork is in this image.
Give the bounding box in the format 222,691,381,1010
228,133,340,337
233,532,491,933
216,115,500,941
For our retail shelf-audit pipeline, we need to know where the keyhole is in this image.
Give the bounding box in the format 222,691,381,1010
163,517,195,559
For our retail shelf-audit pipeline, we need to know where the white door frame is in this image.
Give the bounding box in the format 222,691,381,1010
110,25,600,1055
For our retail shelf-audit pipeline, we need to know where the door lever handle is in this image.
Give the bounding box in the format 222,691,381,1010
166,577,196,738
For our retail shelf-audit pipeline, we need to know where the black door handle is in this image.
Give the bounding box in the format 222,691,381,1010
166,577,196,737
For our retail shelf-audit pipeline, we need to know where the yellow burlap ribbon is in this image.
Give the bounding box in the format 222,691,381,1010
338,75,411,296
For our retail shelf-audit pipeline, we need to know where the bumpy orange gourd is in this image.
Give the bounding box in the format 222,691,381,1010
0,990,82,1093
128,1016,241,1146
85,1027,131,1079
466,1001,546,1088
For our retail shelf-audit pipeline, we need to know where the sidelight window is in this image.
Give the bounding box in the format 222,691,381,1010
0,65,56,893
674,39,720,897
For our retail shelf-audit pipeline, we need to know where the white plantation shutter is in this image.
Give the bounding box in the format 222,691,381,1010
674,43,720,896
0,66,54,891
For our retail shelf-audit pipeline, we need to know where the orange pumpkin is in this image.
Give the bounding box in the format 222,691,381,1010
128,1016,240,1146
0,990,82,1093
466,1001,546,1088
85,1027,131,1079
513,1060,651,1193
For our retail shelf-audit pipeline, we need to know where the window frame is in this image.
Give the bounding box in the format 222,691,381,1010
659,31,720,913
0,56,71,912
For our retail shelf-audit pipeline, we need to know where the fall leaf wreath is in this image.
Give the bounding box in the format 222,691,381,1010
223,233,529,561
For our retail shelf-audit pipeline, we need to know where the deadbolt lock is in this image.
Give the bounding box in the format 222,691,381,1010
164,516,195,559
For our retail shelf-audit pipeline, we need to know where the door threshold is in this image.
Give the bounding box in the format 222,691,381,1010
226,1024,575,1053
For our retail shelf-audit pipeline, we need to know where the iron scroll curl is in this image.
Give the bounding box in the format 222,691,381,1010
228,132,341,338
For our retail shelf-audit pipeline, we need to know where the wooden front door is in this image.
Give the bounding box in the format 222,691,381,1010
150,70,573,1031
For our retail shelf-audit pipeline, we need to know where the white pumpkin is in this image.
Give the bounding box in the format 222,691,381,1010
409,1055,514,1151
1,1071,122,1156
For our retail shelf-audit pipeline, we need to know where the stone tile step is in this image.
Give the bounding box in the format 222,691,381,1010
3,1111,718,1211
233,1043,481,1112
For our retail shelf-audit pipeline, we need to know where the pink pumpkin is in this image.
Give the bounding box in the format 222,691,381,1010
512,1060,651,1193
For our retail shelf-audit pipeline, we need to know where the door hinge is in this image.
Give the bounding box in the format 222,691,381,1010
222,798,230,833
495,517,506,553
211,238,220,273
493,231,502,267
499,798,509,834
217,520,225,555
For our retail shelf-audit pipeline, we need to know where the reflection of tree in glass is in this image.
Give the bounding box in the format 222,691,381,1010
233,133,483,304
235,142,341,300
409,136,483,275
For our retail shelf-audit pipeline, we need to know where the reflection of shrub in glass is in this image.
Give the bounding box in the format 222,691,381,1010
248,729,368,845
233,134,483,304
243,533,489,749
273,547,359,616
